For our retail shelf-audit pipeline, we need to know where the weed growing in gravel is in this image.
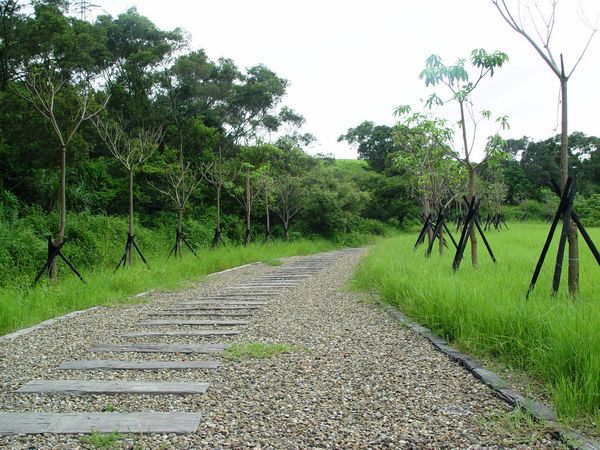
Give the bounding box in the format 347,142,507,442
478,407,551,446
81,431,122,449
226,342,296,360
101,403,116,412
353,222,600,432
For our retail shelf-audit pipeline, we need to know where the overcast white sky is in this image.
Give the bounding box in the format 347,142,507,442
97,0,599,160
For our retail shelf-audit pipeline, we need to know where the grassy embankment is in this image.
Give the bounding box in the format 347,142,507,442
353,222,600,432
0,238,352,336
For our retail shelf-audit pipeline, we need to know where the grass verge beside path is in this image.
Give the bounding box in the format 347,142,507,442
0,239,346,336
352,223,600,434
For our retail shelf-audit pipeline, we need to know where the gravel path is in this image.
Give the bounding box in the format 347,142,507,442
0,248,560,449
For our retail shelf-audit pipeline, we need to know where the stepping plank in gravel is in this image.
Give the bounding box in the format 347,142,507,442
58,360,221,370
121,330,240,337
89,343,227,353
149,311,254,317
0,412,202,435
140,319,249,326
17,380,209,395
169,305,260,311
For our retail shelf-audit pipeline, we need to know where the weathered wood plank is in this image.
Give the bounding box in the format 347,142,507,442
140,320,249,326
169,305,259,310
121,330,240,337
150,311,254,317
58,360,221,370
0,412,202,435
17,380,209,395
89,343,226,353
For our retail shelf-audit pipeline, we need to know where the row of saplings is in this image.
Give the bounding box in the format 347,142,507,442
30,111,302,286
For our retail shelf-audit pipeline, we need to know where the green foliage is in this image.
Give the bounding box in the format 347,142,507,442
353,224,600,431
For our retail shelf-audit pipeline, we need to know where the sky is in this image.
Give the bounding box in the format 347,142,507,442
95,0,599,161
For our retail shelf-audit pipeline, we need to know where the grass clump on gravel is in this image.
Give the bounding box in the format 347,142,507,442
81,431,122,449
226,342,296,360
0,239,344,336
353,222,600,433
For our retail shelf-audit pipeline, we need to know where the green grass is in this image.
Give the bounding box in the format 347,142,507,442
226,342,296,360
352,222,600,433
0,239,346,336
81,431,122,449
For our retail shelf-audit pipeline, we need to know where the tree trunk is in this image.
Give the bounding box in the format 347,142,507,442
264,188,270,242
560,76,579,294
468,165,478,267
176,205,183,256
50,143,67,281
127,168,134,266
439,227,444,256
284,222,289,242
244,171,251,246
423,198,432,245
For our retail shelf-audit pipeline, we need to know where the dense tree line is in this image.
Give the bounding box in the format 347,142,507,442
0,1,410,284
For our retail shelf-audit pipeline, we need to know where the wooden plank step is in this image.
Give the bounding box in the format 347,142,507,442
58,360,221,370
0,412,202,435
169,306,259,310
89,343,227,353
17,380,209,395
121,330,240,337
140,320,248,326
150,311,254,317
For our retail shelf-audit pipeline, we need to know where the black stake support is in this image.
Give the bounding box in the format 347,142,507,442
451,197,496,272
32,236,86,286
414,214,433,251
168,230,199,259
211,227,226,249
114,234,149,272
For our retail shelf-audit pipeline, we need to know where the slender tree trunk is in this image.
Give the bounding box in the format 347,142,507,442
50,143,67,281
244,171,251,246
264,188,270,242
439,225,444,256
127,168,134,266
423,198,432,245
176,205,183,256
560,75,579,294
468,165,478,266
284,220,289,242
216,185,221,233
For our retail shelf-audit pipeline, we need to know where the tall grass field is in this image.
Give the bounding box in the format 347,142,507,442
0,239,351,336
353,223,600,432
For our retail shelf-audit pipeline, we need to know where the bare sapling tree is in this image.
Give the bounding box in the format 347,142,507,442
19,67,107,281
420,50,509,265
260,170,275,242
155,161,201,257
492,0,598,294
230,163,262,246
201,145,240,248
94,117,164,267
273,174,302,242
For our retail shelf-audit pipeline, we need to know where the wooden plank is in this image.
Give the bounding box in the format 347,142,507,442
150,311,254,317
140,320,248,326
184,300,268,304
58,360,221,370
17,380,209,395
121,330,240,337
89,343,227,353
169,306,259,310
0,412,202,435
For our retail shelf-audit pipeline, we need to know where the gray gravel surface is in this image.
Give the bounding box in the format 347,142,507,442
0,249,561,449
